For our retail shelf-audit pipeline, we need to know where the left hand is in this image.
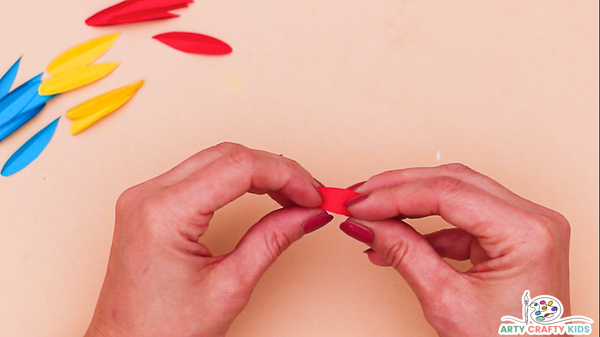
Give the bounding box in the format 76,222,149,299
85,143,332,337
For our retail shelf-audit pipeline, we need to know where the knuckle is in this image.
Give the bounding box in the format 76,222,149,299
116,180,164,214
529,214,553,233
115,184,151,214
430,175,464,196
382,241,410,271
526,215,557,251
441,163,474,175
137,195,165,220
115,190,169,234
116,187,137,211
264,231,293,262
548,210,571,237
559,218,571,239
225,146,255,171
215,142,243,153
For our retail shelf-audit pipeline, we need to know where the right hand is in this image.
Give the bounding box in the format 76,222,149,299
340,164,571,336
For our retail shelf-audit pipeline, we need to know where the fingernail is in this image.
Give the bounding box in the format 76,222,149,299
339,221,374,245
346,181,366,191
343,194,368,208
303,214,334,234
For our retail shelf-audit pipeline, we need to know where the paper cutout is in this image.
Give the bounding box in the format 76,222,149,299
47,33,120,77
113,0,193,14
86,0,193,26
0,103,46,143
23,91,57,112
0,74,42,126
104,7,180,25
0,57,21,101
39,62,120,96
318,187,360,216
67,80,142,119
1,117,59,177
68,80,144,135
153,32,233,55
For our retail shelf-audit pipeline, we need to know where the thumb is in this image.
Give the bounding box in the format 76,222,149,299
223,207,333,285
340,218,458,301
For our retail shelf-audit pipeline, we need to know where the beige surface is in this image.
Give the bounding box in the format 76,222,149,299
1,1,598,336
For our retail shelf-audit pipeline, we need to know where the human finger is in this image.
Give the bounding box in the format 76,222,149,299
346,177,537,258
353,164,563,222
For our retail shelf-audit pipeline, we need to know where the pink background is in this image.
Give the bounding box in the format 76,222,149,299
1,1,598,336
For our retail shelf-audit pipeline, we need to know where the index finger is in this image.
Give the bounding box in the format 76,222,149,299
354,164,563,223
346,176,539,258
167,144,322,220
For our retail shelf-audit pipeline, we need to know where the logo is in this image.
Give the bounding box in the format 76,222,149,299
499,291,594,335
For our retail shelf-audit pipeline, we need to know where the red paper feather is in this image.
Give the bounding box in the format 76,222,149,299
105,8,181,25
153,32,233,55
86,0,193,26
115,0,193,15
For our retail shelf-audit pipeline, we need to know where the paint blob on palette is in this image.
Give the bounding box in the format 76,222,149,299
530,298,562,322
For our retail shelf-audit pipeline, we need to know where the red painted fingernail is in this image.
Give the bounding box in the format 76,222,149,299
346,181,366,191
339,221,374,245
343,194,368,208
303,214,334,234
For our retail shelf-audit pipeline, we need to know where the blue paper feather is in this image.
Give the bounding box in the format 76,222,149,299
24,92,57,111
0,73,42,126
0,103,46,143
0,57,21,101
1,117,59,177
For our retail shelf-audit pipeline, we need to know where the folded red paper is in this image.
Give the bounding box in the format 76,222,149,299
318,187,360,216
86,0,193,26
153,32,233,55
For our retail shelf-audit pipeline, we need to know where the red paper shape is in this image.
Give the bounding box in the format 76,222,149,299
105,8,180,25
318,187,360,216
153,32,233,55
86,0,193,26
